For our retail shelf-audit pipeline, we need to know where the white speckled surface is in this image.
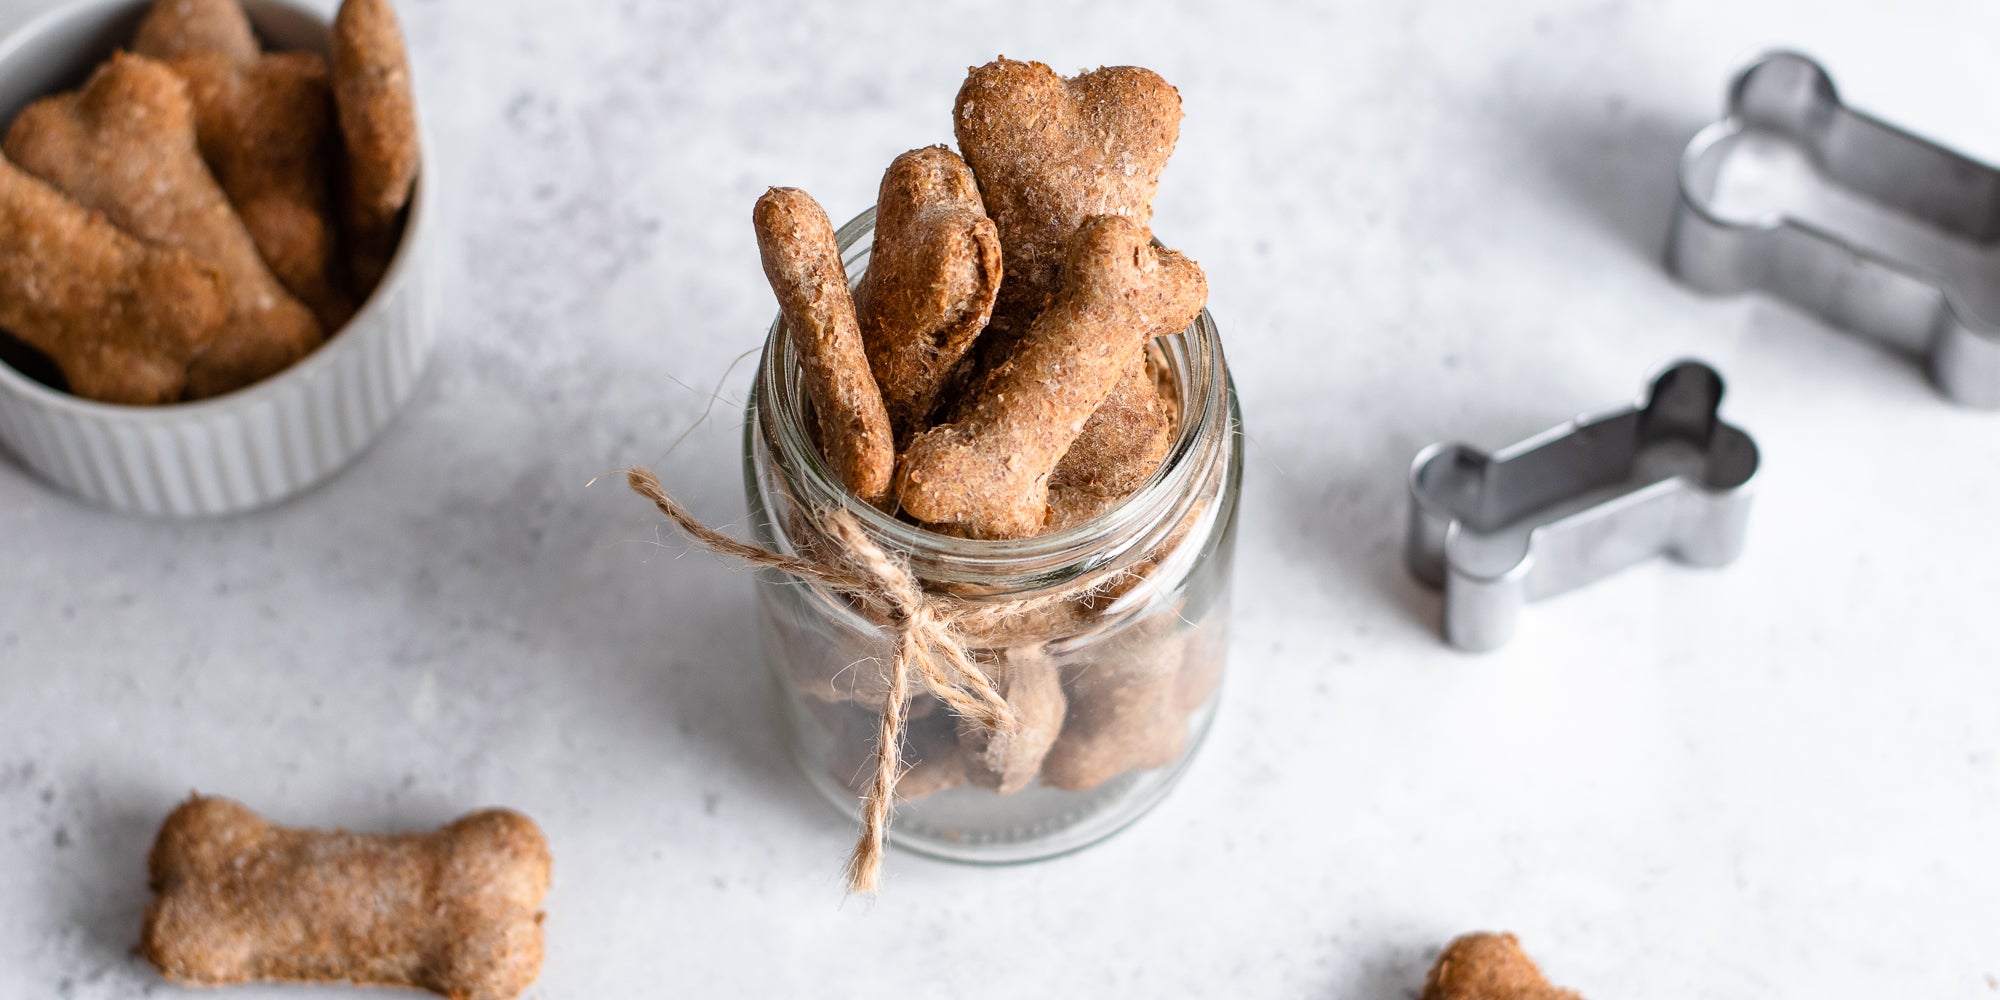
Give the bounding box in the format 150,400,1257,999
2,1,1997,997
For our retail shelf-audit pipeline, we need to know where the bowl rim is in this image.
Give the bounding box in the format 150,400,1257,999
0,0,431,423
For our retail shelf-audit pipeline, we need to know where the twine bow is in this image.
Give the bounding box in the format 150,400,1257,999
626,466,1020,893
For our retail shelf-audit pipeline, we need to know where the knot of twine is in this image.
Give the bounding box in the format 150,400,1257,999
628,466,1047,894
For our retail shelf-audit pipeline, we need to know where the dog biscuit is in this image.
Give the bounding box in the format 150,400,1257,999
852,145,1001,442
4,52,323,398
898,214,1205,538
754,186,897,503
331,0,419,293
0,156,228,404
1422,933,1584,1000
953,58,1182,326
141,795,551,1000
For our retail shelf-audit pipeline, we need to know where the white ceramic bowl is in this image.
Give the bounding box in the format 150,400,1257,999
0,0,436,516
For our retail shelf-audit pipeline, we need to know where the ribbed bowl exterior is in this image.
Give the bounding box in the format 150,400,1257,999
0,254,435,516
0,0,438,517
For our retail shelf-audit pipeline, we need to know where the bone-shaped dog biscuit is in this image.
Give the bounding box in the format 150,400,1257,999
1038,612,1191,793
898,214,1205,538
333,0,420,294
135,0,355,330
953,58,1182,327
132,0,259,65
852,145,1001,442
141,795,550,1000
1039,660,1188,793
754,186,897,502
4,52,324,399
0,156,228,404
1421,933,1583,1000
958,646,1065,794
1047,351,1176,529
186,50,352,329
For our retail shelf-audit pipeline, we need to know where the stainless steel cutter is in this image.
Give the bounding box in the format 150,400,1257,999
1666,51,2000,407
1406,362,1761,652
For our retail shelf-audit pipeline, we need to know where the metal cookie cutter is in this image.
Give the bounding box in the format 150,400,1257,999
1666,51,2000,407
1405,362,1760,652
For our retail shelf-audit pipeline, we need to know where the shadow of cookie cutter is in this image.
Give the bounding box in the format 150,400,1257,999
1405,362,1760,652
1666,51,2000,408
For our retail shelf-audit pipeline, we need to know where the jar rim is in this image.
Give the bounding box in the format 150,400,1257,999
752,206,1233,585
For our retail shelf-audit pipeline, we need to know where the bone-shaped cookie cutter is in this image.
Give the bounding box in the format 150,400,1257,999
1666,52,2000,407
1405,362,1760,652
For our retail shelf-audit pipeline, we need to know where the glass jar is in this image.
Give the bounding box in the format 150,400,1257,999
742,208,1243,864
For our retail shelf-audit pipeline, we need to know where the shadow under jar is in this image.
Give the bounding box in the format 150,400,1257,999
742,208,1243,864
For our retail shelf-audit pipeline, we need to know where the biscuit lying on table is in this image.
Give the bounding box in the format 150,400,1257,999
141,795,551,1000
1421,932,1584,1000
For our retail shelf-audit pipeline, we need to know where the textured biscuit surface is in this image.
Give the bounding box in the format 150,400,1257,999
141,795,551,1000
1039,623,1188,792
0,156,228,404
4,53,323,398
1421,933,1584,1000
132,0,259,65
898,214,1205,538
332,0,419,292
852,145,1001,442
1048,352,1175,512
1039,673,1187,793
754,186,897,502
154,45,354,330
958,647,1066,794
953,58,1182,327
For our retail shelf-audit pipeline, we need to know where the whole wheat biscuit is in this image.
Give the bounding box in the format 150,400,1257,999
897,215,1205,538
754,186,897,503
957,646,1065,794
4,53,323,398
163,48,354,330
1049,354,1175,505
1421,933,1584,1000
1039,634,1187,793
852,145,1001,442
0,155,229,404
331,0,419,293
141,795,551,1000
135,0,353,327
953,58,1182,327
132,0,259,66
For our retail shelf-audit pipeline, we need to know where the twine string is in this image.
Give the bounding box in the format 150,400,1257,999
629,466,1070,893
